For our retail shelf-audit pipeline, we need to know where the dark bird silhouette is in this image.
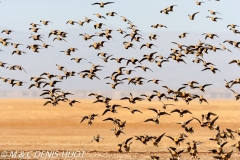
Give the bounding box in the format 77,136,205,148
110,128,125,137
122,106,143,114
147,108,171,117
176,118,194,128
171,109,192,117
102,104,122,116
120,93,144,104
165,136,184,146
91,2,115,8
188,12,199,20
102,117,120,124
140,43,158,49
144,117,160,125
192,84,212,92
202,65,221,74
152,133,165,147
80,114,98,125
122,137,133,152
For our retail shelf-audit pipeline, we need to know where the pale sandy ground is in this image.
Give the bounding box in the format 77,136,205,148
0,99,240,160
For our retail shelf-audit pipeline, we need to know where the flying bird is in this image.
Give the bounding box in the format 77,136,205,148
188,12,199,20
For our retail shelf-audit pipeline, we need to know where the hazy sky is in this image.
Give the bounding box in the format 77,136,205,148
0,0,240,96
0,0,239,32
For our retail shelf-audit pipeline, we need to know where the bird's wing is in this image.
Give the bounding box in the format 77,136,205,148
112,104,121,109
126,60,131,66
210,116,219,125
193,12,199,17
133,97,144,101
93,75,100,80
160,111,171,116
161,60,169,63
229,87,236,93
88,93,96,96
125,137,133,144
140,44,145,49
202,84,212,88
144,118,153,122
177,149,185,155
229,60,237,64
147,80,152,83
162,85,169,89
91,2,100,5
103,117,114,121
165,135,174,141
192,117,201,124
28,84,35,89
104,2,115,5
122,106,130,110
133,109,143,113
80,116,88,123
149,52,158,57
147,67,154,72
102,109,110,116
120,97,129,100
150,94,156,99
183,110,192,114
185,118,193,125
147,108,158,113
53,80,61,84
39,92,49,96
134,66,141,68
208,112,217,116
178,86,186,91
155,133,165,143
202,68,210,71
220,141,228,147
42,83,49,88
170,109,180,113
43,101,51,106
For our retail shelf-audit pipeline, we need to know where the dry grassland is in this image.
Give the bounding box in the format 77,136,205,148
0,99,239,159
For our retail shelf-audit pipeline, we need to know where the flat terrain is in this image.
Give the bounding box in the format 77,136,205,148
0,99,239,160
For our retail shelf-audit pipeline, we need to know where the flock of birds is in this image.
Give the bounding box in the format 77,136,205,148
1,1,240,160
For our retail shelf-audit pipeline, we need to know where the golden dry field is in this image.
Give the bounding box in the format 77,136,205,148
0,99,239,160
1,0,240,159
